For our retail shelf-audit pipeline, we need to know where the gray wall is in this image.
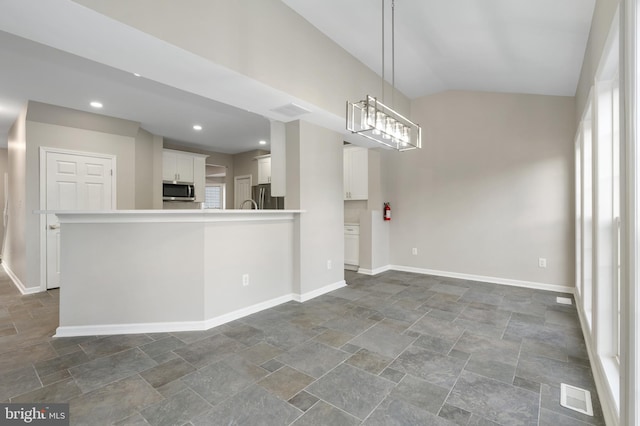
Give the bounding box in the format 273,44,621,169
0,148,9,249
575,0,620,120
74,0,411,119
134,128,161,209
383,91,576,287
286,120,344,294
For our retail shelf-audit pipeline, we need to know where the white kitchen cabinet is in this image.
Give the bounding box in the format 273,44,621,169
193,156,205,202
257,155,271,184
344,224,360,266
163,150,195,183
344,146,368,200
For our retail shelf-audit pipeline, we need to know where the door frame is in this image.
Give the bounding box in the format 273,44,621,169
233,174,252,209
39,147,117,291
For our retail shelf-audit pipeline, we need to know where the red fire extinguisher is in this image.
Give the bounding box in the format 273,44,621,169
384,202,391,221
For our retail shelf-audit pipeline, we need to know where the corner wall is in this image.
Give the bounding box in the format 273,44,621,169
383,91,576,289
286,120,344,296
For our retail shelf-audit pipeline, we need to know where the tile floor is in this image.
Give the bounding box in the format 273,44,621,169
0,269,605,425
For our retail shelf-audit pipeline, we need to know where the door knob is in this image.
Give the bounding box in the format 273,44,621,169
49,224,60,230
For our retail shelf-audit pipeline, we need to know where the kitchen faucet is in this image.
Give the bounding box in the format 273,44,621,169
240,199,258,210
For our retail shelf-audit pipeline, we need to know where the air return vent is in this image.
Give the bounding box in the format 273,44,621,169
556,297,573,305
270,103,312,118
560,383,594,416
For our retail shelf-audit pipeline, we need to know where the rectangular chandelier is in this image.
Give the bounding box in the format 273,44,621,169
346,95,421,151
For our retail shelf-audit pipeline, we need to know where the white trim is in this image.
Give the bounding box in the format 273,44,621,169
2,263,39,295
357,265,391,276
54,282,346,337
387,265,574,294
575,291,620,426
292,280,347,303
39,146,117,291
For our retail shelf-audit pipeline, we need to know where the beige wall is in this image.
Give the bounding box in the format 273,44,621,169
382,91,576,287
0,148,9,248
286,120,344,294
5,109,27,288
233,149,269,186
134,128,161,209
74,0,410,119
575,0,620,120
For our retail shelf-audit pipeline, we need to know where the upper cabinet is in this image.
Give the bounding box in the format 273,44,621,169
256,155,272,184
163,150,195,183
344,146,368,200
162,149,207,201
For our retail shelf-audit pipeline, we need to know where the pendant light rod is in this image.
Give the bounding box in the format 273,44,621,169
381,0,385,102
391,0,395,108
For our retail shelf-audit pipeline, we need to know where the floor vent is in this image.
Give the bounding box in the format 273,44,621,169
557,296,573,305
560,383,594,416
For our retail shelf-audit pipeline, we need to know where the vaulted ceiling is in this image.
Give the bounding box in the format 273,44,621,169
0,0,595,152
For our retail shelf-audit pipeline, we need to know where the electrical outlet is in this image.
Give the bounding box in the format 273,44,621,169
327,260,332,270
242,274,249,286
412,248,418,255
538,258,547,268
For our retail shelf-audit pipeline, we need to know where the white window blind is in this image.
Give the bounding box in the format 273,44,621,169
204,185,223,209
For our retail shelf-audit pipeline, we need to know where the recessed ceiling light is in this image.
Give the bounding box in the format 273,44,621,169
133,73,141,77
259,140,267,145
90,101,103,109
193,125,203,131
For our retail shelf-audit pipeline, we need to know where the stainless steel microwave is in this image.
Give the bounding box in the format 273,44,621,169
163,183,195,201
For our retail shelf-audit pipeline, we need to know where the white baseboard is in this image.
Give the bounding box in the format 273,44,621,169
55,281,347,338
388,265,574,294
2,263,40,295
358,265,391,276
574,293,619,426
292,280,347,302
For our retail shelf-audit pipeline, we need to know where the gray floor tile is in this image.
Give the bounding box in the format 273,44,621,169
237,342,284,365
453,331,520,365
413,333,457,355
379,367,405,383
10,377,81,403
312,329,354,348
538,408,595,426
364,398,455,425
504,319,567,347
291,400,359,426
388,374,449,414
80,334,153,358
69,376,163,426
140,357,196,388
409,316,465,342
288,390,319,412
447,371,539,426
420,293,466,314
464,352,516,384
390,346,465,388
458,305,511,328
33,350,91,378
257,365,314,401
345,348,392,374
139,336,186,359
521,337,568,362
70,347,157,393
0,365,42,401
516,354,596,391
431,284,468,297
140,388,211,426
222,324,265,346
0,342,57,374
192,385,301,426
276,340,349,378
438,403,472,425
349,322,415,358
453,318,505,339
306,363,395,420
182,358,267,405
173,334,246,368
114,413,152,425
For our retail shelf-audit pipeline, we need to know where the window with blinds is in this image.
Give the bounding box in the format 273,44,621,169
204,184,224,209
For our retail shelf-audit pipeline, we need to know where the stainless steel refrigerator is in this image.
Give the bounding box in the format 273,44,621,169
252,184,284,209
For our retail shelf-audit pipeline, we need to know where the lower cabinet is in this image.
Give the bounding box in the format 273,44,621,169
344,224,360,266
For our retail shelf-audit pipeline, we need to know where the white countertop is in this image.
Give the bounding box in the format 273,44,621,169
36,209,304,224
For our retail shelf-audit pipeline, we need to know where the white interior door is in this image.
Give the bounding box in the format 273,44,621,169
45,151,114,289
234,175,252,209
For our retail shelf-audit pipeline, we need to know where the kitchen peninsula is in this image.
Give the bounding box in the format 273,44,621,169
50,209,344,337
